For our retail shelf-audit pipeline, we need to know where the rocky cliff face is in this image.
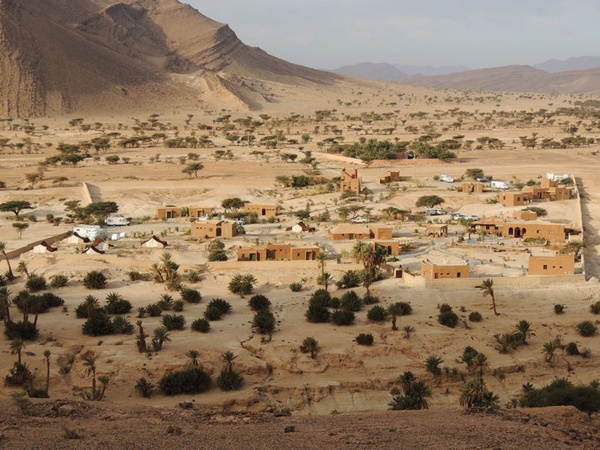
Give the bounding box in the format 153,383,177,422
0,0,339,117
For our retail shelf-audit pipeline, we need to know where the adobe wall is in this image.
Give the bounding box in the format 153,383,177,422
5,231,72,260
403,273,584,290
81,182,94,206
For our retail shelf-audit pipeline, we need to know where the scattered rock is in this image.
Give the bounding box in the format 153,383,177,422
284,426,296,433
272,407,291,417
57,405,75,417
166,426,182,435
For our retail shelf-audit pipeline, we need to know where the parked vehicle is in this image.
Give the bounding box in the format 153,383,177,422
105,215,130,226
427,209,446,216
439,174,455,183
352,216,369,223
73,225,102,240
490,180,509,190
451,213,465,220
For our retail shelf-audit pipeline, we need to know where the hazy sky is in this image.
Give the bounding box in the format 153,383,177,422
189,0,600,69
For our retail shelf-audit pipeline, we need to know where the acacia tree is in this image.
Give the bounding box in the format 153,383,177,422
12,222,29,239
415,195,445,209
0,201,34,217
476,279,498,316
182,162,204,178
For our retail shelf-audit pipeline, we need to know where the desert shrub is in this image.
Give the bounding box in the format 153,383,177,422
355,333,374,346
180,287,201,304
252,309,275,335
82,312,114,336
128,271,142,281
590,302,600,315
159,368,211,396
309,289,332,308
204,306,224,321
554,304,565,314
5,363,32,386
248,295,271,311
26,275,47,292
191,318,210,333
187,270,201,283
228,274,256,297
305,304,330,323
157,294,174,311
300,337,320,358
493,332,523,354
146,303,162,317
289,282,303,292
577,321,597,337
425,355,443,377
207,298,232,315
363,294,379,305
172,300,184,312
162,314,185,330
367,305,388,322
438,310,459,328
83,271,107,289
50,274,69,288
397,302,413,316
520,379,600,417
217,370,244,391
438,303,453,314
469,311,483,322
111,315,134,334
335,270,361,289
134,378,154,398
331,309,355,326
105,293,132,315
565,342,580,356
4,321,39,340
329,297,341,309
40,292,64,308
340,291,363,312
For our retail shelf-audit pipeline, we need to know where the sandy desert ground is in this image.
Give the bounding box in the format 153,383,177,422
1,82,600,429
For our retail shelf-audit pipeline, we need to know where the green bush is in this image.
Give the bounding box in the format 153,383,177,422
520,379,600,417
162,314,185,330
26,275,47,292
577,321,597,337
356,333,374,346
252,309,275,334
5,363,32,386
565,342,580,356
50,274,69,288
105,293,132,315
554,304,565,314
438,310,459,328
438,303,453,313
180,287,201,304
367,305,388,322
204,305,225,321
363,294,379,305
146,303,162,317
331,309,355,326
217,369,244,391
128,271,142,281
207,298,231,315
191,318,210,333
289,282,303,292
4,321,39,340
397,302,413,316
173,300,184,312
469,311,483,322
305,304,330,323
248,295,271,311
134,378,154,398
590,302,600,315
309,289,331,307
159,368,211,396
340,291,363,312
335,270,361,289
82,312,114,336
111,315,134,334
83,271,107,289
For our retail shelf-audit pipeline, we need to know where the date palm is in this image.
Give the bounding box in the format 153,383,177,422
0,287,11,324
82,353,98,399
515,320,534,345
387,302,404,331
43,350,51,395
0,242,15,281
221,351,237,372
10,338,25,365
476,279,498,316
186,349,200,367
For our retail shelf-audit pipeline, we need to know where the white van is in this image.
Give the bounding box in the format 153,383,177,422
106,215,130,226
439,174,455,183
490,180,509,190
73,225,102,240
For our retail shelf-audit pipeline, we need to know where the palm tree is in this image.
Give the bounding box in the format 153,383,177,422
221,351,237,372
542,339,560,366
387,302,404,331
152,327,170,351
16,261,29,278
403,325,415,339
398,371,416,394
186,349,200,367
316,252,327,276
84,295,100,319
43,350,51,395
409,381,432,410
459,377,486,408
97,375,110,401
515,320,534,345
10,338,25,365
0,241,15,281
0,287,11,324
472,353,489,378
476,279,498,316
82,353,97,399
317,272,334,291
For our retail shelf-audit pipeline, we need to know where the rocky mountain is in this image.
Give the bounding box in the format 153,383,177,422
333,63,407,82
0,0,339,117
535,56,600,73
402,65,600,94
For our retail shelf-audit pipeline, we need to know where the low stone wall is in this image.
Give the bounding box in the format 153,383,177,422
5,231,72,260
402,272,584,290
81,182,94,206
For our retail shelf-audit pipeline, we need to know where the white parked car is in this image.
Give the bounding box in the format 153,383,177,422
351,216,369,223
439,174,455,183
490,180,509,190
105,215,130,226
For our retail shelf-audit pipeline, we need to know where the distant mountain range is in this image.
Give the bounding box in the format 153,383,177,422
333,57,600,94
333,63,468,81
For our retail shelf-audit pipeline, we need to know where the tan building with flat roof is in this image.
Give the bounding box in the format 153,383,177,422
189,207,214,218
191,220,237,239
500,222,567,242
500,192,527,207
513,210,537,221
375,240,410,256
369,224,393,240
379,171,410,184
341,168,362,194
462,182,484,194
244,203,278,218
157,207,183,219
237,244,319,261
528,253,575,276
422,259,470,280
330,223,371,240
